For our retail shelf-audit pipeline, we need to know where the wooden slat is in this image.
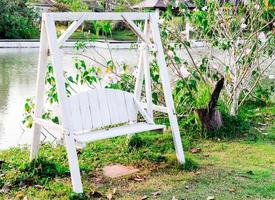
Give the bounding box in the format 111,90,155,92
115,90,129,123
69,95,83,131
78,92,92,130
106,89,120,125
75,123,165,142
88,90,102,128
124,91,137,122
96,89,112,127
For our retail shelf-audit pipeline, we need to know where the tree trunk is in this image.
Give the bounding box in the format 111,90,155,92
230,87,240,116
197,78,224,131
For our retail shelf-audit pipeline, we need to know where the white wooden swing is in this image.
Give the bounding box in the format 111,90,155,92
30,12,185,193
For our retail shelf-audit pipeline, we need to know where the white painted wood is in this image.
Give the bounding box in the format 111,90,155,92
45,12,150,22
122,15,151,46
133,98,153,124
78,92,92,130
44,15,83,193
115,90,129,123
30,19,48,160
69,95,83,131
95,89,111,127
150,13,185,164
124,91,138,122
143,20,153,119
75,123,165,142
34,118,64,134
88,90,102,128
141,103,168,113
31,12,185,194
58,14,87,47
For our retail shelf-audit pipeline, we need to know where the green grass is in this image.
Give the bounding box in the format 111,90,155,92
0,104,274,199
57,29,137,41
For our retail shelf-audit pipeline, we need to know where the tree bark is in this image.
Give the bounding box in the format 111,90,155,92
196,78,224,131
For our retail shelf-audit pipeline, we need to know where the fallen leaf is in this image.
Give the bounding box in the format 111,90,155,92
15,191,24,199
141,195,148,200
191,148,202,153
172,196,178,200
207,196,215,200
34,185,44,189
229,188,236,192
133,175,145,182
203,154,210,157
112,187,117,194
106,193,112,200
152,191,161,197
23,197,28,200
195,171,201,175
0,183,11,194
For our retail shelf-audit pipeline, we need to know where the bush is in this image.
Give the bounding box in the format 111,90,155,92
0,0,39,39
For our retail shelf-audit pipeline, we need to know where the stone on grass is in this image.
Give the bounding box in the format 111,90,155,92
103,164,139,178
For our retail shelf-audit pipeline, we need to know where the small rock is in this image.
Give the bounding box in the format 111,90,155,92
152,191,161,197
191,148,202,153
207,196,215,200
185,185,189,189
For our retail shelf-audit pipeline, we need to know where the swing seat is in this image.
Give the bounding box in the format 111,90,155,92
66,88,164,142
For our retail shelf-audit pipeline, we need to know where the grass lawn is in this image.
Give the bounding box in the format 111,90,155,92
58,29,137,41
0,104,274,199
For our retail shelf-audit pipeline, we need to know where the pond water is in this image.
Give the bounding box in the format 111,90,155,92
0,47,274,150
0,47,140,150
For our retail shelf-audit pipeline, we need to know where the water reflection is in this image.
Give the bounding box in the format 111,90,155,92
0,47,139,149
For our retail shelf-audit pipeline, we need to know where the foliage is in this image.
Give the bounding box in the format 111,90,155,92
186,0,275,115
0,0,39,39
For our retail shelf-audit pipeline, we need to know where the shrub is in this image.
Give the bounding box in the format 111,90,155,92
0,0,39,39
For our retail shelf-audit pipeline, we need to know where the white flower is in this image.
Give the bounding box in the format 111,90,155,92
159,18,164,24
167,50,174,57
202,6,207,11
240,23,247,29
254,4,260,10
180,66,190,78
258,32,266,43
269,75,274,79
244,48,251,56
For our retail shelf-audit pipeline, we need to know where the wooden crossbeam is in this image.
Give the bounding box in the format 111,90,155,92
44,12,150,21
58,14,87,47
121,15,151,46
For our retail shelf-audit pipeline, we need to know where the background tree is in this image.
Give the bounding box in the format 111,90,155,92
0,0,39,39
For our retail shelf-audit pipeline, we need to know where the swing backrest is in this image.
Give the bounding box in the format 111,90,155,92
67,88,138,132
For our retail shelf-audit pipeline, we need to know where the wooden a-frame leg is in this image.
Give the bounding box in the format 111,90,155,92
143,20,153,119
44,15,83,193
64,133,83,193
149,14,185,164
30,20,48,160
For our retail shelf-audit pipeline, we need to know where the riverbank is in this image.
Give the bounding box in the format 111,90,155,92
0,103,274,199
0,39,207,49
